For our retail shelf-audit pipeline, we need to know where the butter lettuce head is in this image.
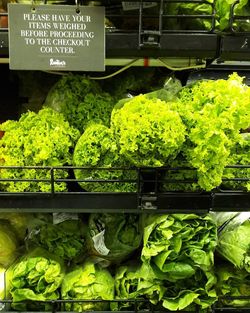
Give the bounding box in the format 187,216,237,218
6,247,65,311
111,94,186,167
61,260,114,312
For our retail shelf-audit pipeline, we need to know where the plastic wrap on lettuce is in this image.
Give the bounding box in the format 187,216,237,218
111,262,165,311
6,247,65,311
111,95,186,167
216,263,250,307
212,212,250,273
73,123,137,192
0,213,34,241
43,74,115,132
87,213,143,265
61,260,114,312
26,216,86,263
0,220,19,268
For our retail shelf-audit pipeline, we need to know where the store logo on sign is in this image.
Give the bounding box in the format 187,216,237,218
49,58,66,67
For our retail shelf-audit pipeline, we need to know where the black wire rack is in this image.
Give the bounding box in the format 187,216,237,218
0,165,248,212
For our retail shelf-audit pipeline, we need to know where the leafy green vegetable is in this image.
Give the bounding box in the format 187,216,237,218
141,214,217,310
87,213,142,264
142,214,217,274
215,0,249,31
222,133,250,191
160,153,200,192
61,260,114,312
6,247,65,311
112,262,165,310
175,73,250,191
73,123,137,192
216,264,250,307
111,94,186,167
0,220,18,268
0,108,80,193
27,219,86,263
44,74,115,132
213,212,250,272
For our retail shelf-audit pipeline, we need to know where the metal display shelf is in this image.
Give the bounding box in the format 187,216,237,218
0,166,248,212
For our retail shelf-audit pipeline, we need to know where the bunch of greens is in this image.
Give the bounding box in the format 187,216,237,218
222,133,250,191
44,74,115,132
27,219,86,263
216,264,250,307
141,214,217,311
175,73,250,191
111,94,186,167
87,213,142,264
0,220,18,268
112,262,165,310
73,123,137,192
61,260,114,312
6,247,65,311
212,212,250,272
0,108,80,192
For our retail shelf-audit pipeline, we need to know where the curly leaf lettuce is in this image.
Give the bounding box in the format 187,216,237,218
111,95,186,167
44,74,115,132
73,123,137,192
0,108,80,192
176,73,250,190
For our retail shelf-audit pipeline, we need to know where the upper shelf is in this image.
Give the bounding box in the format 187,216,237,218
1,0,250,63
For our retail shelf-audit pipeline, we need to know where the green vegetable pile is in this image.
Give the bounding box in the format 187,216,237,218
44,74,115,132
61,260,114,312
0,107,80,192
141,214,218,311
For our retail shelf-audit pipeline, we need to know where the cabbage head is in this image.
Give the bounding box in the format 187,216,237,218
61,260,114,311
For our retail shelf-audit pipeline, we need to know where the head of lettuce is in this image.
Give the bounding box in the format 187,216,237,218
61,260,114,312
